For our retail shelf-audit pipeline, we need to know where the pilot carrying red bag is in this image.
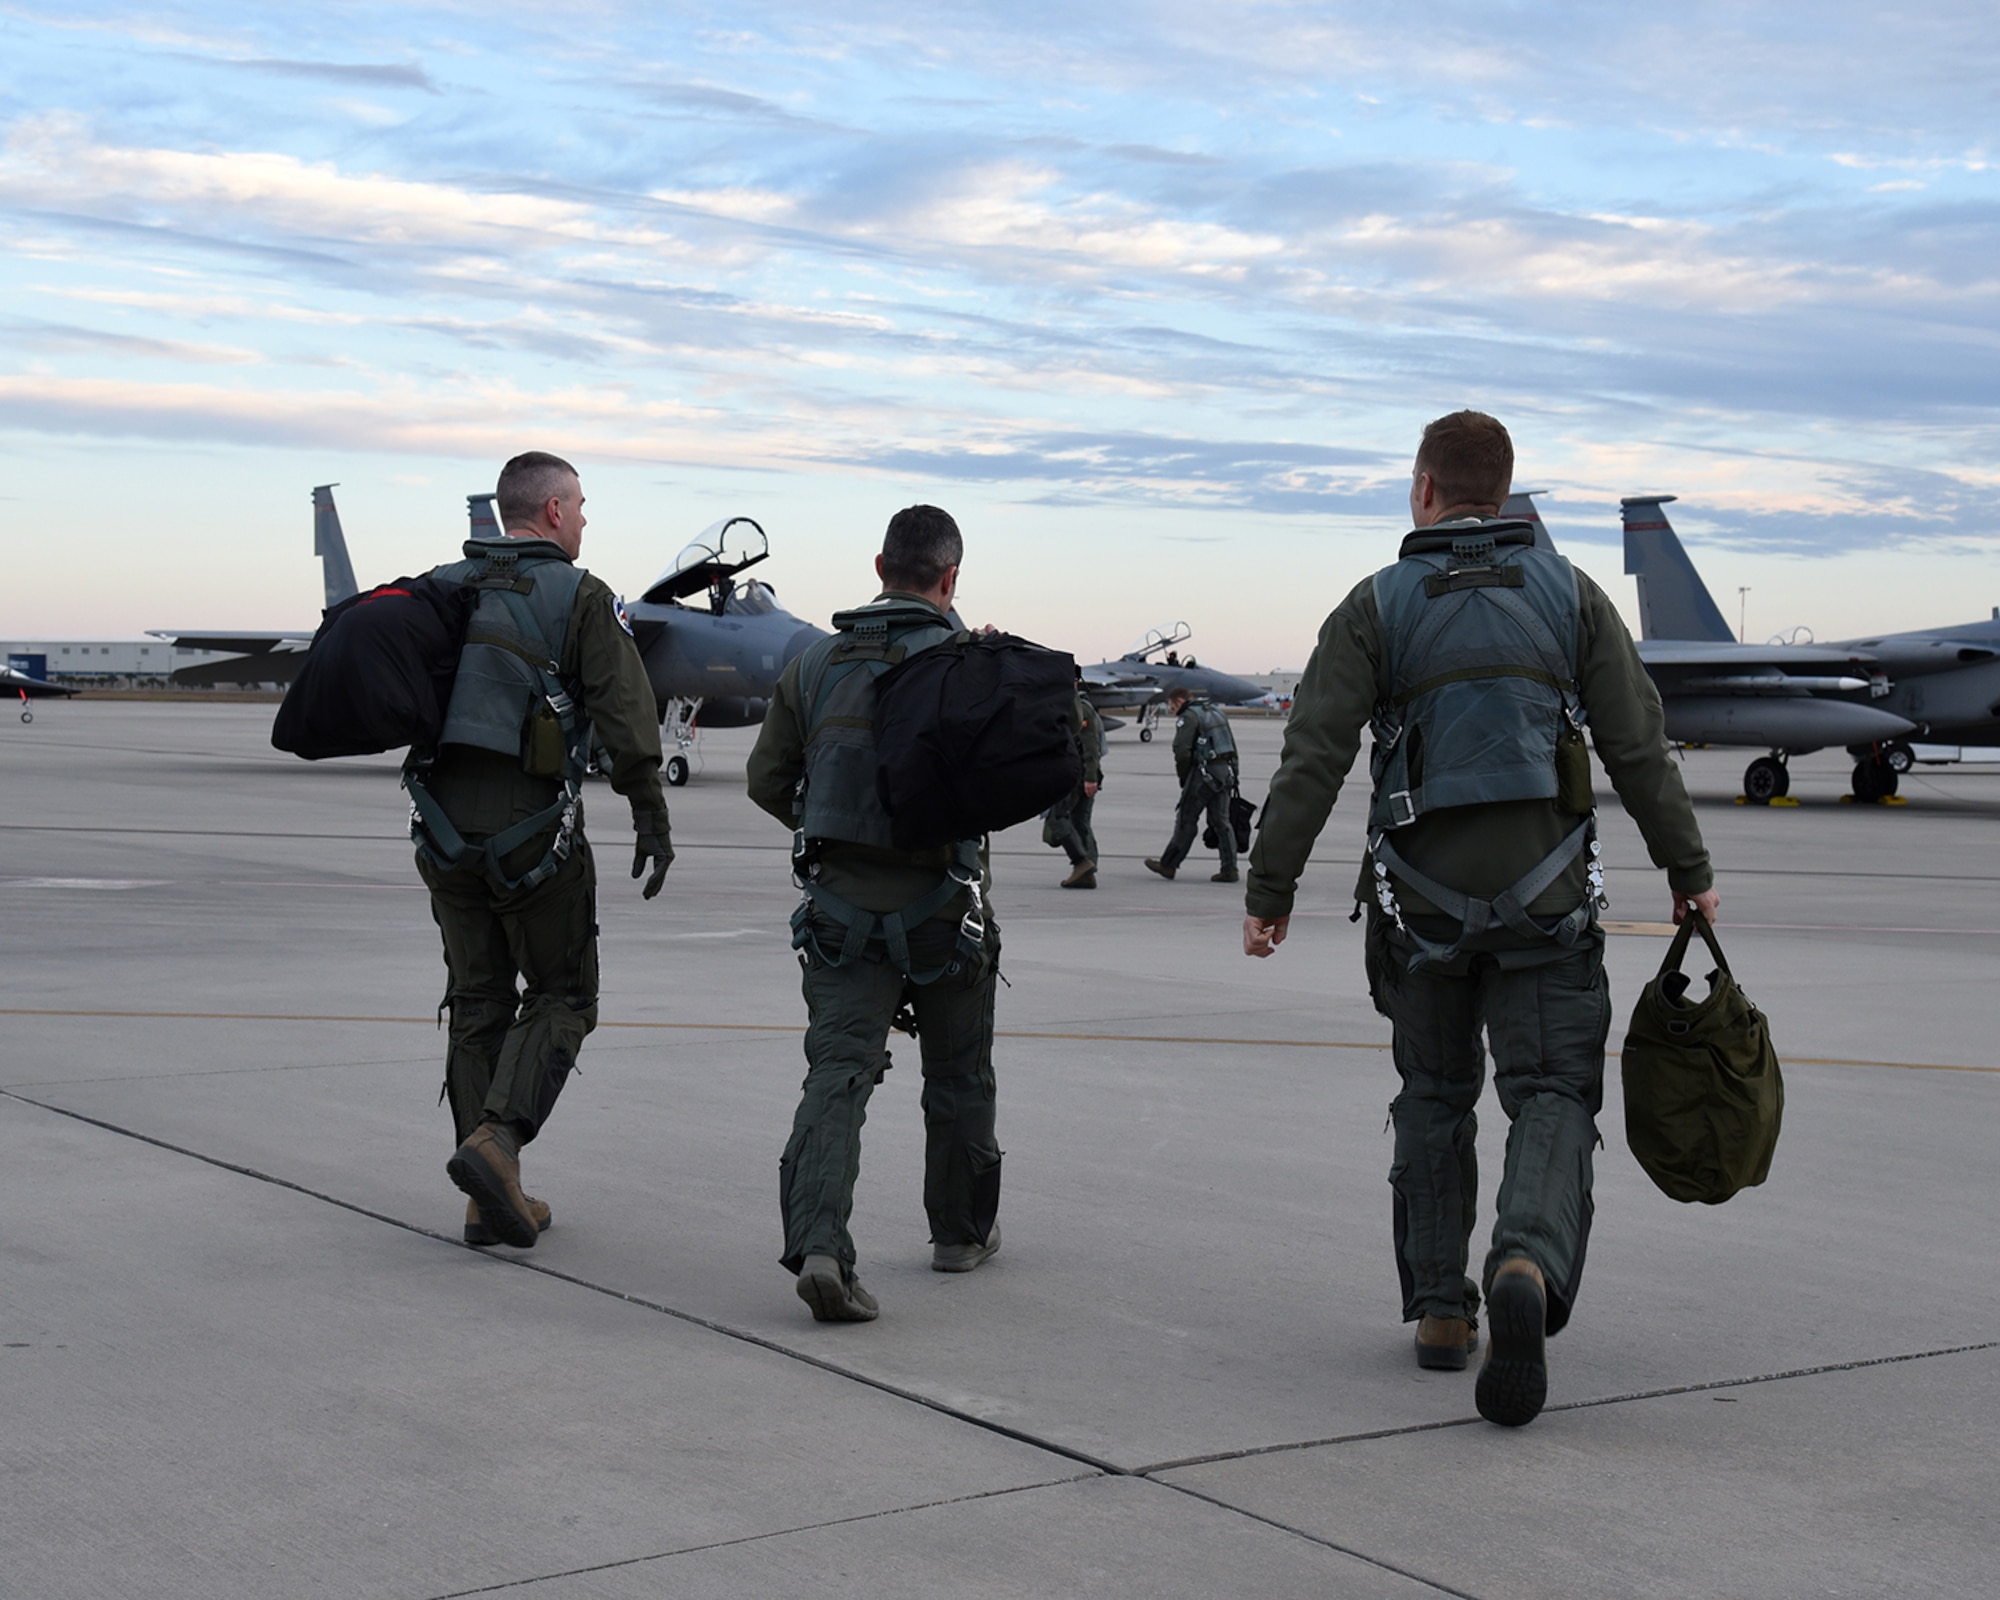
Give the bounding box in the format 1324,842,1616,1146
271,576,476,760
1620,911,1784,1205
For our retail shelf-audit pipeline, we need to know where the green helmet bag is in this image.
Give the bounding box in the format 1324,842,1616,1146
1620,912,1784,1205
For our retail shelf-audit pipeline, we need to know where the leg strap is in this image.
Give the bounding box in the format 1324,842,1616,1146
792,839,985,984
1369,817,1599,970
404,772,579,893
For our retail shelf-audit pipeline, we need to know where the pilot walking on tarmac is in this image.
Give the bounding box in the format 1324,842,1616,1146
1243,411,1719,1427
408,452,674,1248
1045,671,1104,888
746,506,1005,1323
1145,686,1240,883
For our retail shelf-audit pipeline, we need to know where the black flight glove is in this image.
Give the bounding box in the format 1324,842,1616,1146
632,832,674,899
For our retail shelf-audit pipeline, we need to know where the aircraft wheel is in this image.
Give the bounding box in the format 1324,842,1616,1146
666,754,689,787
1743,756,1788,803
1885,742,1915,774
20,708,32,724
1139,728,1153,743
1851,759,1897,802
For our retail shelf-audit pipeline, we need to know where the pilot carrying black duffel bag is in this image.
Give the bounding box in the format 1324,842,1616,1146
873,632,1081,851
1620,911,1784,1205
1205,791,1257,853
271,576,477,760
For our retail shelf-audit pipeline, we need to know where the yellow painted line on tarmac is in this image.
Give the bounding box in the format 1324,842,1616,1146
2,1008,1994,1073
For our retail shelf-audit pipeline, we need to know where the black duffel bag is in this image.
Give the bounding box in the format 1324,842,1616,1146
1620,911,1784,1205
1204,791,1257,853
271,576,476,759
873,632,1081,851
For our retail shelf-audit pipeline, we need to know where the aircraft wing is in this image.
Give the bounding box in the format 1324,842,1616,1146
146,630,312,687
1636,638,1878,691
1082,665,1155,689
146,630,313,654
3,664,78,698
1080,663,1160,711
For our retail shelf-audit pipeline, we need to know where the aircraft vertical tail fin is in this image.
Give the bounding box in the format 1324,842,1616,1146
466,493,503,541
1500,489,1556,550
311,484,360,609
1621,495,1733,641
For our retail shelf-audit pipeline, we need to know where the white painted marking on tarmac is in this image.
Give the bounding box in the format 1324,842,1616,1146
0,877,171,890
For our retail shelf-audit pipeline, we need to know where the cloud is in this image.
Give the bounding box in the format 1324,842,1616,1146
854,429,1395,512
1,317,261,365
0,370,753,465
213,58,440,94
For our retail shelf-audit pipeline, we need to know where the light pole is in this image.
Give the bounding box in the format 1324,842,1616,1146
1738,586,1750,644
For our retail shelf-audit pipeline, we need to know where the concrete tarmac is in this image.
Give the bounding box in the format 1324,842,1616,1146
3,702,1995,1598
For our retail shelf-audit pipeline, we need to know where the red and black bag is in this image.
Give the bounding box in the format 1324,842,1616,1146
271,576,476,760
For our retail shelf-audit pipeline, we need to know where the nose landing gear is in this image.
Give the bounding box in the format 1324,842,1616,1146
1847,739,1911,803
1851,757,1899,802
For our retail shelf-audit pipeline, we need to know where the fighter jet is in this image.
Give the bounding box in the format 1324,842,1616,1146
1611,495,1999,802
465,495,825,783
1080,623,1274,741
146,486,354,685
166,486,825,784
4,658,78,722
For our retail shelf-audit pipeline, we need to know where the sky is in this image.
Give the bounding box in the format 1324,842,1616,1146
3,1,1998,670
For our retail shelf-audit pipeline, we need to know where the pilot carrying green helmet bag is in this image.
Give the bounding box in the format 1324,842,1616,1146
1621,912,1784,1205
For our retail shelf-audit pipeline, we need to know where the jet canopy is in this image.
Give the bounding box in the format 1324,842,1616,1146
1122,622,1193,663
642,517,771,606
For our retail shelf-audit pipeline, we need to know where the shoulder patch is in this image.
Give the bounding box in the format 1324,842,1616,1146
613,594,634,637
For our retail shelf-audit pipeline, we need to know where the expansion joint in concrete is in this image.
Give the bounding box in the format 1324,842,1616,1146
420,1476,1102,1600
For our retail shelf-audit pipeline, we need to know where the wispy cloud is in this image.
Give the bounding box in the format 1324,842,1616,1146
210,57,440,94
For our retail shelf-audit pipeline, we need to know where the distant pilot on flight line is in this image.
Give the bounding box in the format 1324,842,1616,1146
746,505,1005,1324
1044,667,1104,888
1244,410,1719,1427
1145,686,1241,883
406,451,674,1250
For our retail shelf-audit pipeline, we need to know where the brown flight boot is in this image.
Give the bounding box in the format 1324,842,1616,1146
1144,858,1175,879
1211,869,1239,883
796,1255,880,1323
446,1121,540,1249
1476,1257,1549,1426
1061,860,1097,887
1413,1314,1479,1371
464,1194,551,1248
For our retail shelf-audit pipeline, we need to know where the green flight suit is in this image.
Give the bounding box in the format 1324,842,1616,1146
747,592,1002,1277
1045,689,1103,867
1247,521,1712,1334
418,549,670,1146
1159,700,1238,875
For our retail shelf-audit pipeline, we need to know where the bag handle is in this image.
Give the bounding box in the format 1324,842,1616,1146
1659,908,1730,981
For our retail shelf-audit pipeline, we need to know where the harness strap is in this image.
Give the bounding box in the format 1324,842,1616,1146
406,557,588,894
790,838,987,984
404,772,580,893
1369,817,1599,970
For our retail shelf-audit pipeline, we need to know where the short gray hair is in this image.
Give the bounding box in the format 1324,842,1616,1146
880,504,963,592
497,451,580,529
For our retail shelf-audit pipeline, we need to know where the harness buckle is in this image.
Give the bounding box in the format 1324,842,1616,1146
1387,789,1417,827
551,784,580,862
